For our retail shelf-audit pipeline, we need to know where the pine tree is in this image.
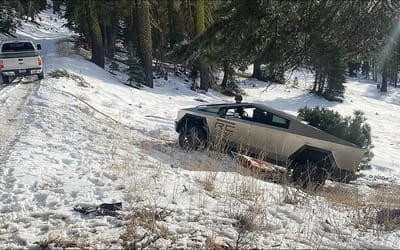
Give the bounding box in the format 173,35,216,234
127,43,145,87
109,61,119,74
52,0,62,14
0,0,19,35
324,45,346,100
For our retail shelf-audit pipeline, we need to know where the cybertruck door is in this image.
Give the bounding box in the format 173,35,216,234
212,108,251,151
248,110,291,163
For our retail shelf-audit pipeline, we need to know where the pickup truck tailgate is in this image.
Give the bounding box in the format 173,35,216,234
1,52,40,70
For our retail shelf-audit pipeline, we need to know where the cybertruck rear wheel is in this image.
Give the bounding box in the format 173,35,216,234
292,164,328,189
178,125,207,150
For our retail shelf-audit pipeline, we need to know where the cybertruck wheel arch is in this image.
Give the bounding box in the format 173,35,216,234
176,114,210,150
289,145,337,186
289,145,337,168
176,114,209,134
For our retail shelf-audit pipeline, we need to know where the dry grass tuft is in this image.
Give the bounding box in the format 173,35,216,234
281,186,306,205
369,185,400,208
200,171,218,192
228,176,263,202
192,161,220,192
232,204,265,249
320,183,400,232
206,236,229,250
319,185,364,208
121,207,172,248
48,69,90,87
36,235,92,249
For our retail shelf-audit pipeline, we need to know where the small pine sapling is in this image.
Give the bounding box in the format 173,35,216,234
109,61,119,74
127,43,145,87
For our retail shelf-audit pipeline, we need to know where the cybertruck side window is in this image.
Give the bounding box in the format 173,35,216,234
225,107,254,120
271,114,290,129
253,108,290,129
199,107,219,114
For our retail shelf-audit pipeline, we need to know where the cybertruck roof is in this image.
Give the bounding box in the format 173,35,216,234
193,102,360,148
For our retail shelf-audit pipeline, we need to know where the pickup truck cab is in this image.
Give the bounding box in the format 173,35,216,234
0,40,43,84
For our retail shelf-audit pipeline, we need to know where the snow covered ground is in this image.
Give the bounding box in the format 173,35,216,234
0,8,399,249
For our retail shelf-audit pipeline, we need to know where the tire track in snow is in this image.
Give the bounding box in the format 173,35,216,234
0,82,36,234
0,83,36,165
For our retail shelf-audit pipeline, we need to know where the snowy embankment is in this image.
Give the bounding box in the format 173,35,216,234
0,8,399,249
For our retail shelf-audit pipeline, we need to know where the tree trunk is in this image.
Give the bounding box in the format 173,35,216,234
39,0,47,11
311,71,318,93
126,1,137,48
137,0,153,88
199,63,210,91
252,61,262,80
196,0,209,91
102,22,108,56
191,64,198,90
105,24,115,58
317,74,325,95
381,61,388,92
167,0,177,48
28,0,33,21
86,0,105,68
221,61,230,89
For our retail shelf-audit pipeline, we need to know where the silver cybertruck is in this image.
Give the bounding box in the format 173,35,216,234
175,103,365,185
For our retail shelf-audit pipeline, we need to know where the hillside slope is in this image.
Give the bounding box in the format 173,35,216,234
0,8,399,249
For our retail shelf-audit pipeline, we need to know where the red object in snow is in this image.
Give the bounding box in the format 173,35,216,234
232,152,287,182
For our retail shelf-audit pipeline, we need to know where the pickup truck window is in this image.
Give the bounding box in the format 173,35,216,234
2,42,34,52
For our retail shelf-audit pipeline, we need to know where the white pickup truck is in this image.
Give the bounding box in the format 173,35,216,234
0,40,43,84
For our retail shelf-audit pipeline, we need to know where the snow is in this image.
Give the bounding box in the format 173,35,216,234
1,7,400,249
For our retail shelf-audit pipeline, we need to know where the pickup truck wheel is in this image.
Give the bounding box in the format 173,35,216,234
2,75,10,84
38,73,44,80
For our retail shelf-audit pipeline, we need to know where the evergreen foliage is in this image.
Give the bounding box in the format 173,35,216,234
0,0,19,35
325,55,346,100
3,0,400,96
310,41,347,100
221,63,241,95
126,43,145,87
52,0,63,14
0,0,49,35
223,79,241,96
109,61,119,74
298,106,373,169
170,0,400,99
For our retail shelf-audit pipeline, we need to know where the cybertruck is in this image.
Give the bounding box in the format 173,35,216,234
175,102,364,185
